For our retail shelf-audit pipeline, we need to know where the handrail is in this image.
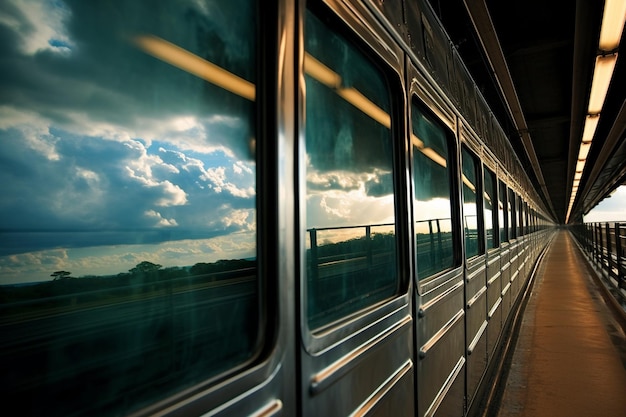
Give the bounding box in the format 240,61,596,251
571,222,626,309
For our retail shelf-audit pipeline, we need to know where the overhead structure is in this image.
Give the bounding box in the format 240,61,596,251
429,0,626,224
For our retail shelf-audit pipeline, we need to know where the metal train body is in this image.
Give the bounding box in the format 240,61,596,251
0,0,555,416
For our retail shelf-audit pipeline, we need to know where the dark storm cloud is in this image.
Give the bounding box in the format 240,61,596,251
0,0,256,158
365,173,394,198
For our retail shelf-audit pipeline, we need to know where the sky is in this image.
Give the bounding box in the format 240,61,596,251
583,185,626,223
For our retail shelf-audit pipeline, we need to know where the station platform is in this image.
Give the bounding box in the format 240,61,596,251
496,230,626,417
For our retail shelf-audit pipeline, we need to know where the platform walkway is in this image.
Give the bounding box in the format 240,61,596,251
496,230,626,417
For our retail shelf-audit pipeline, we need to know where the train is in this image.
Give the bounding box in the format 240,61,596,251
0,0,556,416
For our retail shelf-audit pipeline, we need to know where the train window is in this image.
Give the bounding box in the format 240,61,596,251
462,146,484,258
518,199,524,236
521,200,527,236
411,101,457,278
508,189,517,239
0,1,260,416
304,10,398,329
483,167,498,249
499,180,508,243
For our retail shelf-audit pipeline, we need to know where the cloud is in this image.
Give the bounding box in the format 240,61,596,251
0,1,263,284
0,1,257,228
0,0,74,56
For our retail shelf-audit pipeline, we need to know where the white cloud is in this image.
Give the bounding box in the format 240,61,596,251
584,185,626,223
221,208,255,230
144,210,178,227
7,0,75,55
307,188,395,229
233,160,253,175
0,106,60,160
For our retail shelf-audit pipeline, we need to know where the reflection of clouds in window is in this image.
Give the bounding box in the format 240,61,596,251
1,2,256,160
463,202,477,216
0,0,258,289
307,185,395,228
4,0,74,55
305,148,395,228
307,169,361,192
414,198,453,232
0,119,255,233
1,249,70,283
220,208,255,230
145,210,178,227
0,108,63,161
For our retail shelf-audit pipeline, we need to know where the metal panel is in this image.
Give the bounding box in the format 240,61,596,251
500,241,512,319
485,247,503,358
406,0,452,95
465,254,488,406
509,240,520,303
417,268,466,417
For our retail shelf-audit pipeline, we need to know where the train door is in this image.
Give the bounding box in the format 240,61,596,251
407,65,466,417
297,2,414,416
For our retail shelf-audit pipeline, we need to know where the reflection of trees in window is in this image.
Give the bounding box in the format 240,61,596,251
129,261,162,274
51,271,73,280
1,256,258,415
1,259,256,310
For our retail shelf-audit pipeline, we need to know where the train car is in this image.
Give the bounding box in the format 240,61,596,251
0,0,555,416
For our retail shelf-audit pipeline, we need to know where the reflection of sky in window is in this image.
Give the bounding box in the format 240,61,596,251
306,166,395,230
0,0,256,284
304,10,396,235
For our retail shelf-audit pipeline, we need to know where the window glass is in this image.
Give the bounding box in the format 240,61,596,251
462,147,483,258
483,167,498,249
499,180,508,243
0,1,258,416
412,102,455,278
517,197,525,236
508,189,517,239
304,10,397,330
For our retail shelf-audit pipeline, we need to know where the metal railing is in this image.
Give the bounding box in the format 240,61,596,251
571,222,626,306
